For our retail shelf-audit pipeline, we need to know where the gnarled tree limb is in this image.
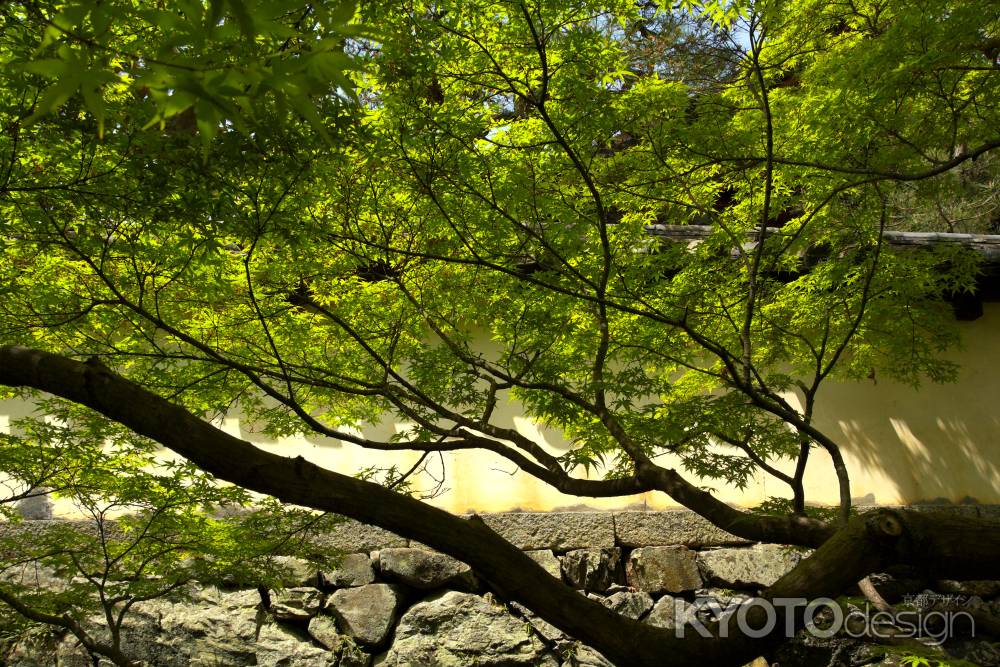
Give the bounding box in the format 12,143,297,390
2,345,997,666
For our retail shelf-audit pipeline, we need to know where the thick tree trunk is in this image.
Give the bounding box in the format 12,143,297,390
1,346,997,666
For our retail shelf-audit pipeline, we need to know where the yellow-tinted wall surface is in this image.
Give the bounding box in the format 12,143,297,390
3,305,999,515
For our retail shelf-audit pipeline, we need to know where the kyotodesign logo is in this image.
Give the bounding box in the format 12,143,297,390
671,595,975,645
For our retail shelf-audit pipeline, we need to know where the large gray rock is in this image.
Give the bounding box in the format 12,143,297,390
379,548,477,591
626,546,703,593
308,616,372,666
271,587,323,620
698,544,804,588
16,492,53,520
314,519,408,552
254,623,342,667
613,510,751,548
42,586,338,667
272,555,321,588
600,590,654,619
644,595,697,631
327,583,404,646
322,553,376,588
125,588,262,665
511,601,613,667
376,591,558,666
561,548,622,592
526,549,563,580
308,614,342,649
479,512,615,550
510,601,566,646
694,588,753,608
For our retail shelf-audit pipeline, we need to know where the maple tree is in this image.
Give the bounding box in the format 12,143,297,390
1,0,998,664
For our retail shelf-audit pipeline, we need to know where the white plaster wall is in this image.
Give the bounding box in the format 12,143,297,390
3,305,999,516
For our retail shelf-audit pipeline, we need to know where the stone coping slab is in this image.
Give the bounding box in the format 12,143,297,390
478,511,616,550
612,510,751,548
4,505,997,554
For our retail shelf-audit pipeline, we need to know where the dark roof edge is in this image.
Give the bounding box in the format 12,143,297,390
646,224,1000,261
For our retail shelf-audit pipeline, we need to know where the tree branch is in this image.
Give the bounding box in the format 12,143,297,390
3,346,999,666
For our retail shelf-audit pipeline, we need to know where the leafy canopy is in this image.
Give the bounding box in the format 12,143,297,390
0,0,997,554
0,0,997,661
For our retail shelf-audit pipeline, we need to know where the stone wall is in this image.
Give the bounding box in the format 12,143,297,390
2,509,999,666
